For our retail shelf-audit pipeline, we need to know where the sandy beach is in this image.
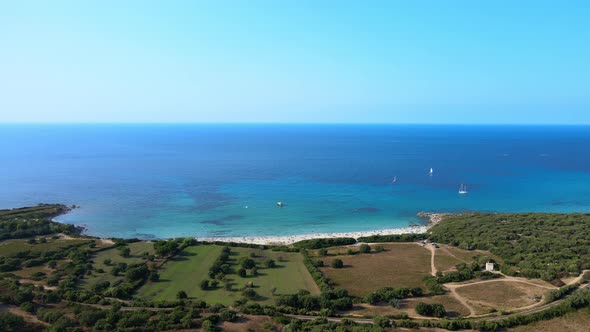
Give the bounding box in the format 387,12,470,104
196,212,446,245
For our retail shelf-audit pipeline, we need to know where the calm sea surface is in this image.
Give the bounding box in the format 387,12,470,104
1,124,590,239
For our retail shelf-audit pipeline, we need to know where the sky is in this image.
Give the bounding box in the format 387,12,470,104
0,1,589,124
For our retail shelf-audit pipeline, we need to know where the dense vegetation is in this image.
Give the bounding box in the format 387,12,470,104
429,213,590,280
293,237,356,249
3,205,590,331
357,233,425,243
0,204,83,240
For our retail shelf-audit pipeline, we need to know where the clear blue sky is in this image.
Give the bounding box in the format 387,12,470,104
1,1,589,124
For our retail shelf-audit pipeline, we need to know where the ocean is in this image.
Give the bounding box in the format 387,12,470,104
1,124,590,239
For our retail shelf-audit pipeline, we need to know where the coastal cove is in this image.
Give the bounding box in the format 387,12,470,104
2,124,590,239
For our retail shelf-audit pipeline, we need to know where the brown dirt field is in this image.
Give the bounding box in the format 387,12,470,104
220,314,281,331
455,280,546,314
320,243,431,297
344,293,471,318
432,244,507,274
509,308,590,332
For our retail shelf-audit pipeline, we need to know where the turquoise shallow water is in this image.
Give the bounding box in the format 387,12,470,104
1,124,589,239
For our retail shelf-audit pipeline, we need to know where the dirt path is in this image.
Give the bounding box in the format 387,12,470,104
447,286,476,316
446,276,557,291
565,269,590,286
425,243,437,276
443,274,558,317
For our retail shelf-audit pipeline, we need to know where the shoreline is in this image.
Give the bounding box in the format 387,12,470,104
195,212,447,245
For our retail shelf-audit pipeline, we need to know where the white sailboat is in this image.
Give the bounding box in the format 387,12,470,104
458,184,468,194
429,168,434,176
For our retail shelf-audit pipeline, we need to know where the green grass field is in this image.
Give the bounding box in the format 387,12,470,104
137,245,319,305
82,241,154,290
0,238,91,257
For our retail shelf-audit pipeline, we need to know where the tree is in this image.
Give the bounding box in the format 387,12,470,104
374,245,384,252
241,258,256,269
264,259,276,268
359,244,371,253
219,309,237,322
415,302,446,317
200,280,209,290
331,259,344,269
176,290,188,299
318,248,328,256
242,288,257,299
118,246,130,258
149,272,160,282
238,268,247,277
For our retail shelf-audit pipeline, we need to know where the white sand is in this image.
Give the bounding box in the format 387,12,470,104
196,212,445,245
197,225,429,245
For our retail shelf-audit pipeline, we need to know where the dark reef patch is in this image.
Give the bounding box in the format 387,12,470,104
200,214,244,226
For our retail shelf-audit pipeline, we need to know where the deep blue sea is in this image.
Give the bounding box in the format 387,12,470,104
1,124,590,239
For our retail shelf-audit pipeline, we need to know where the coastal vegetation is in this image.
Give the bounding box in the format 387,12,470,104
2,204,590,331
429,213,590,280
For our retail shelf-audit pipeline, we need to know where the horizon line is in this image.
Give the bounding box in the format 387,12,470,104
1,122,590,126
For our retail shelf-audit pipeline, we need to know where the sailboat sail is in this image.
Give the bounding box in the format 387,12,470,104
459,184,468,194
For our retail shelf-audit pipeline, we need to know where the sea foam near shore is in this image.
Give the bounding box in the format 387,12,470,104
196,213,445,245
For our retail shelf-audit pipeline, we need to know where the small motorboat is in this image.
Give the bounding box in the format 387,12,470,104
277,202,284,207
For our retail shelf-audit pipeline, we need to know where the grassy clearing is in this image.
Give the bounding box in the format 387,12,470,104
320,243,431,297
0,238,90,257
11,265,52,279
82,242,154,290
136,245,224,302
456,280,546,314
137,245,319,305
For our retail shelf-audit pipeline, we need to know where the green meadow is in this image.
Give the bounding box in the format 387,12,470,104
137,245,319,305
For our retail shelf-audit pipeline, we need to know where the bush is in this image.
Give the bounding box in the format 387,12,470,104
264,259,276,268
241,258,256,269
331,259,344,269
293,237,356,249
176,290,188,299
242,288,257,299
219,308,237,322
118,246,131,258
359,244,371,253
415,302,446,317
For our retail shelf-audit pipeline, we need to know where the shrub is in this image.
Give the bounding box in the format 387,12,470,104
219,308,237,322
176,290,188,299
241,258,256,269
242,288,257,299
359,244,371,253
415,302,446,317
293,237,356,249
264,259,276,268
331,259,344,269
